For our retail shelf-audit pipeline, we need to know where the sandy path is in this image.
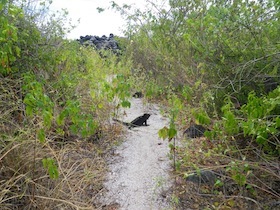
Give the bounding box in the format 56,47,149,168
100,97,172,210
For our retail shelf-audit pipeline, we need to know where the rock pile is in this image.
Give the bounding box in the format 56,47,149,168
77,33,121,55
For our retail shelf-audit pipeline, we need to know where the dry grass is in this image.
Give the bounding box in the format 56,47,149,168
0,75,123,210
171,136,280,210
0,124,122,210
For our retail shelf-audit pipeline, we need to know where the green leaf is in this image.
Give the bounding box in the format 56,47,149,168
81,128,88,137
256,129,268,144
204,130,212,138
158,126,169,139
37,128,46,143
194,110,211,125
42,158,59,179
168,127,177,139
0,3,4,11
214,179,223,187
57,109,68,126
276,117,280,128
23,93,35,106
169,143,175,150
242,120,255,136
70,124,78,134
232,173,246,186
25,105,33,116
97,103,103,109
43,110,52,128
121,100,131,108
223,111,239,134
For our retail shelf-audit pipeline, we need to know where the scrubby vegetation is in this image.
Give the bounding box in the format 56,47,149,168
1,0,279,209
0,0,131,209
112,0,280,209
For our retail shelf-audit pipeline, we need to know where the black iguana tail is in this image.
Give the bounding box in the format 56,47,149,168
112,118,130,127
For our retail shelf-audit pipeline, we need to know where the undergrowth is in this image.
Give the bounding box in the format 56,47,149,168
0,50,130,209
0,1,133,208
113,0,280,209
2,0,280,209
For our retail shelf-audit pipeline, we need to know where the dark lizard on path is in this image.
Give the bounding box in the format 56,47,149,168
113,113,151,129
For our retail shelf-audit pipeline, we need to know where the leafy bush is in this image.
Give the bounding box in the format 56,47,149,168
118,0,279,110
0,0,23,75
0,0,130,208
112,0,280,208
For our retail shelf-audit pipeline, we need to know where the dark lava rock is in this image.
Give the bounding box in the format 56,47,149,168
77,33,121,55
132,91,143,98
184,124,208,138
263,75,279,93
186,170,216,185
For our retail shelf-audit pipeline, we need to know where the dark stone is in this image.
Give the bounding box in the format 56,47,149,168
132,91,143,98
263,75,279,93
186,170,216,185
184,124,208,138
272,180,280,194
268,200,280,210
87,128,102,142
77,34,121,56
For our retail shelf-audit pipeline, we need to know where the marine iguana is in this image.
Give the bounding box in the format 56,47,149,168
113,113,151,129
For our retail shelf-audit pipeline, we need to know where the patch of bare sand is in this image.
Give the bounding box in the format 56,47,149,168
100,98,173,210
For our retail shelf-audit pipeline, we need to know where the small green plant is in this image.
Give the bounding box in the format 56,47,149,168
23,72,54,133
171,194,180,205
42,158,59,179
22,72,59,179
193,108,211,125
57,99,98,137
220,98,240,135
0,0,22,75
208,86,280,155
102,73,132,116
226,161,253,190
241,89,280,150
159,94,183,169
